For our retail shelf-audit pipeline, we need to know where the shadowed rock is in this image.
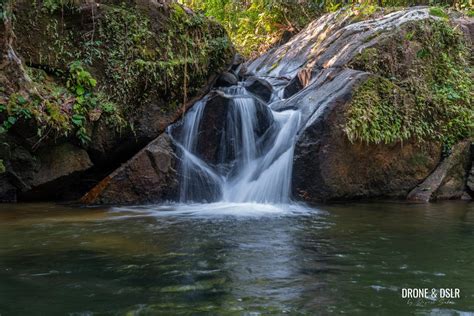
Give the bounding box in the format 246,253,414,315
407,140,472,202
244,76,273,103
215,72,238,88
81,134,178,205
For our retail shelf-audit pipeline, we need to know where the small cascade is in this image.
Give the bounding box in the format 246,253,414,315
168,81,301,204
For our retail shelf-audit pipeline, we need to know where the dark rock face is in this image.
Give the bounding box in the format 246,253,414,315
408,140,473,202
196,92,233,165
294,110,442,201
290,69,442,202
283,68,312,98
244,77,273,103
467,166,474,193
0,139,93,201
81,134,178,204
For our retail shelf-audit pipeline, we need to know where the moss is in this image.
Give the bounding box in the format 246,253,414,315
91,4,232,114
429,7,449,19
346,19,473,149
344,76,415,144
0,159,5,173
7,1,233,146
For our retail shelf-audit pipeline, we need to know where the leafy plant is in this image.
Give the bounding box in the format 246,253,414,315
0,62,126,147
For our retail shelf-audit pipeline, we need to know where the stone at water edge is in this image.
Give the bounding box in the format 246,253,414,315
0,142,93,201
81,134,178,205
407,140,473,202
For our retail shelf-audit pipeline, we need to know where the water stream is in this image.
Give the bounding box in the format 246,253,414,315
168,81,300,204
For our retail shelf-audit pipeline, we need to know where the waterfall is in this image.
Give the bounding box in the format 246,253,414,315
168,82,300,204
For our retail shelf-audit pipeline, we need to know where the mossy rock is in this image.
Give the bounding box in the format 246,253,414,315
12,0,233,144
347,18,473,150
0,0,233,201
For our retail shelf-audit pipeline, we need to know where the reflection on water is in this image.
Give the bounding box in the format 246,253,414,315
0,202,473,315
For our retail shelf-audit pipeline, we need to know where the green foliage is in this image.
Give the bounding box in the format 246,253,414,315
182,0,472,57
4,1,232,149
0,63,126,146
85,4,232,112
41,0,77,13
181,0,325,56
429,6,449,18
0,159,5,173
346,19,473,149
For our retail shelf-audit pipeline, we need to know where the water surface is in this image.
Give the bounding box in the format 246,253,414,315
0,202,473,315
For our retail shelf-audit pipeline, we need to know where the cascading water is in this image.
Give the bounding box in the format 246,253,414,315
168,81,301,204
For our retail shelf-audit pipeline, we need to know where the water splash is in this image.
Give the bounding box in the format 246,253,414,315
168,83,300,204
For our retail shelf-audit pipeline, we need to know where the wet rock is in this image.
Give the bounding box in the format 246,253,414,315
244,76,273,103
291,68,442,202
467,166,474,193
215,71,238,88
0,175,17,202
243,7,470,202
196,91,233,165
81,134,178,205
193,91,273,166
231,53,245,71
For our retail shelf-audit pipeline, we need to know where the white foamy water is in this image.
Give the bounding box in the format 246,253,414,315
168,83,301,205
110,202,316,219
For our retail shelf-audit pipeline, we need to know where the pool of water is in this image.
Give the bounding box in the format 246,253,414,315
0,202,473,315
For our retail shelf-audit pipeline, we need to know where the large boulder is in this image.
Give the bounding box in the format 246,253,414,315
196,92,233,165
1,0,233,202
246,7,472,202
81,134,178,204
215,71,239,88
11,0,233,151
